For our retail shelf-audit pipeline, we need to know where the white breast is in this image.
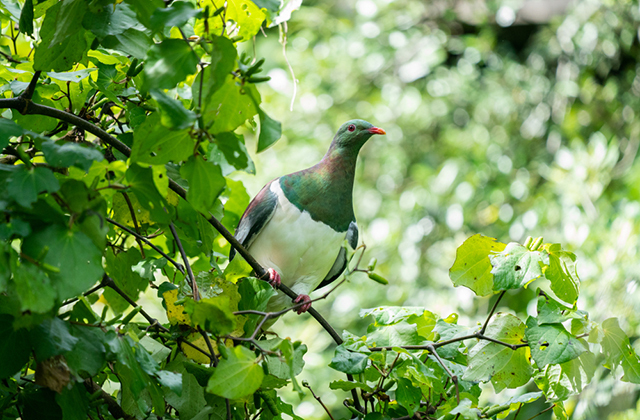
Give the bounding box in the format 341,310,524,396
247,181,346,309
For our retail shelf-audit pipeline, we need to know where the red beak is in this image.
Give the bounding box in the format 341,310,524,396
368,127,386,135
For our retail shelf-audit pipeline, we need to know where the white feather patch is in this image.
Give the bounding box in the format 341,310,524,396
247,182,346,309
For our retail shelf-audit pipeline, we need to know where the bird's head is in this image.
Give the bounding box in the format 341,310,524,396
332,119,386,151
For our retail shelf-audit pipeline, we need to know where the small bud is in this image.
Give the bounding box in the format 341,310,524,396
531,236,543,251
368,272,388,285
367,257,377,271
523,236,533,249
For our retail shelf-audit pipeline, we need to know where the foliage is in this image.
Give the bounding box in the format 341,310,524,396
2,0,640,420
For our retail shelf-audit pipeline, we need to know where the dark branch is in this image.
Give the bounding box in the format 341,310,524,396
106,217,185,274
480,291,505,335
169,222,200,300
84,378,132,420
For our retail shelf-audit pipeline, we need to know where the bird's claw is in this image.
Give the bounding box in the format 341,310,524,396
266,268,281,288
293,294,312,314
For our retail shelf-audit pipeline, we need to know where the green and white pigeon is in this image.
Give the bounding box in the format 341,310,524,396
230,119,386,313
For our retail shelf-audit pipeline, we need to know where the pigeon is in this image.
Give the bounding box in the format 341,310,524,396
230,119,386,314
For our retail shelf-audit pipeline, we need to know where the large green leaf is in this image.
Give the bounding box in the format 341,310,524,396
130,113,194,165
11,259,56,313
0,119,25,149
543,244,580,304
180,155,226,214
207,345,264,399
490,243,548,291
329,345,368,374
396,377,423,416
125,163,172,223
449,234,506,296
149,1,201,32
192,36,237,106
534,350,595,401
463,313,532,390
6,165,60,208
257,108,282,153
142,39,199,91
41,140,104,171
0,315,31,379
34,2,91,71
184,298,235,336
30,318,78,361
18,0,33,36
48,0,86,46
205,0,266,42
22,224,103,301
202,77,258,134
149,89,196,130
103,248,147,314
601,317,640,383
82,2,143,38
525,317,586,367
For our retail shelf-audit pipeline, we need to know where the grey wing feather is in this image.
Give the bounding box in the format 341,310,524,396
229,180,278,261
315,221,358,290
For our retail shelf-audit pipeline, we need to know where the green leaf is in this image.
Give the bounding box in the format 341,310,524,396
82,2,143,38
329,380,373,392
211,132,255,174
0,314,31,379
55,383,89,420
34,2,91,72
238,277,277,334
7,166,60,208
22,224,103,301
130,113,195,165
367,321,422,347
142,39,199,91
125,163,172,223
48,0,86,46
360,306,427,326
149,89,197,130
11,260,56,313
202,77,258,134
329,345,368,374
408,310,439,341
490,242,548,291
103,248,147,314
534,351,595,402
149,1,201,32
165,358,207,420
209,0,266,42
192,35,236,101
207,345,264,399
463,313,532,390
543,243,580,304
41,140,104,171
101,28,152,60
123,0,164,28
264,340,306,380
65,324,106,377
18,0,33,36
184,298,236,336
396,377,422,416
257,108,282,153
0,118,26,149
525,317,586,367
180,155,226,214
156,371,182,396
449,234,506,296
31,318,78,361
601,317,640,383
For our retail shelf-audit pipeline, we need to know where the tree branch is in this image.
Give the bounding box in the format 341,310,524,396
84,378,133,420
168,222,200,300
106,217,185,274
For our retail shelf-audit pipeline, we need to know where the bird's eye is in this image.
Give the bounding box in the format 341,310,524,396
348,124,356,132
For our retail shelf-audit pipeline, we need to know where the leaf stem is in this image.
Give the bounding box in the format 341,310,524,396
169,222,200,301
481,290,505,335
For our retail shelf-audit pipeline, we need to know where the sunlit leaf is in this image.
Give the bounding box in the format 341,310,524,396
207,345,264,398
450,234,506,296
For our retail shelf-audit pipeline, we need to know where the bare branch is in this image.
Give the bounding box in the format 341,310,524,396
481,291,505,335
169,222,200,301
303,381,336,420
106,217,185,274
426,345,459,404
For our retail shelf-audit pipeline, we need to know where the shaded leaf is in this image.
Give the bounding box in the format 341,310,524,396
180,155,226,214
150,89,196,130
329,345,368,374
130,113,194,165
142,39,199,91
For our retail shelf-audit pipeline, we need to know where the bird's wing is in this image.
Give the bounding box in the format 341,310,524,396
315,221,359,290
229,180,279,261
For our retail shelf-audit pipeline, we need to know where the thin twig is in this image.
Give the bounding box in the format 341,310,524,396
426,345,459,404
106,217,185,274
480,290,505,335
61,280,108,307
303,381,335,420
122,192,146,259
169,222,200,301
525,404,555,420
84,378,133,420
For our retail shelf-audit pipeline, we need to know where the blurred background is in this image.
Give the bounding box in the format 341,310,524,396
231,0,640,418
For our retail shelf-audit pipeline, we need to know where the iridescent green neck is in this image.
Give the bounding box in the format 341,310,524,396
279,144,360,232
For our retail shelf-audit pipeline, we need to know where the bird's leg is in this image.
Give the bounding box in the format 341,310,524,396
266,268,281,288
293,294,312,314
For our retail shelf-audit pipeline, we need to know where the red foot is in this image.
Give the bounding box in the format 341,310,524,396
293,294,312,314
266,268,281,288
